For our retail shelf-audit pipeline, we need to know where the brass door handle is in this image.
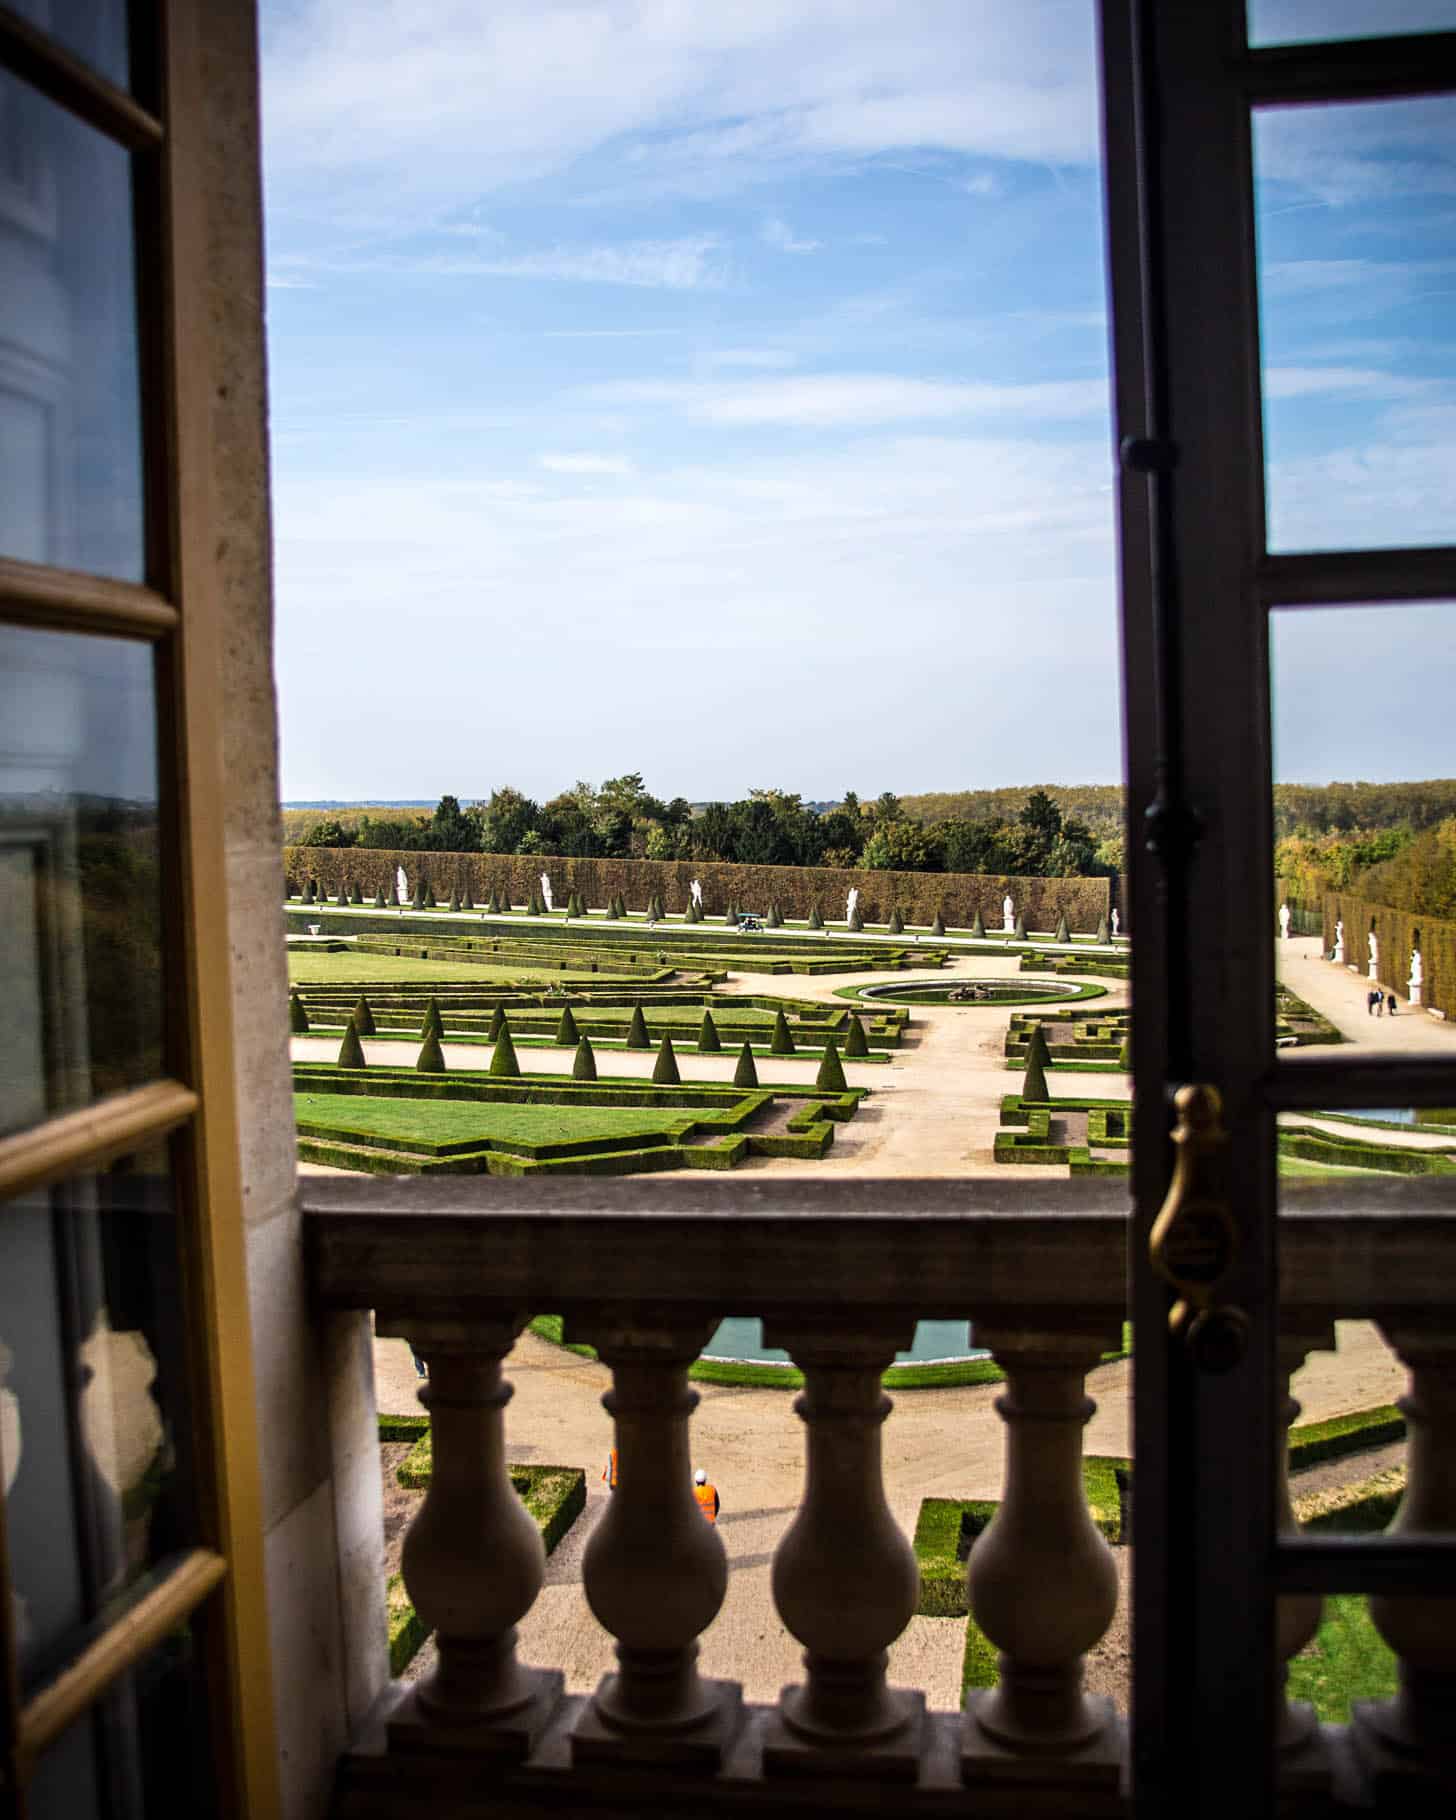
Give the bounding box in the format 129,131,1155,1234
1149,1084,1248,1372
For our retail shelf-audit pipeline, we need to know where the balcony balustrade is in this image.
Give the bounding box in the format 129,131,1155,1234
304,1175,1455,1817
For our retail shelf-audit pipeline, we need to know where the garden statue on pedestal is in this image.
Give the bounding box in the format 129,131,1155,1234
1003,894,1015,933
1111,908,1120,937
540,872,553,913
1368,929,1380,981
1279,903,1291,940
1333,918,1345,964
396,865,407,907
1409,946,1424,1008
691,878,703,909
845,886,859,927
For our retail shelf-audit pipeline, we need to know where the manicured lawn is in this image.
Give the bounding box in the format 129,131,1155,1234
293,1091,688,1145
1286,1595,1397,1722
1277,1155,1388,1178
288,952,560,985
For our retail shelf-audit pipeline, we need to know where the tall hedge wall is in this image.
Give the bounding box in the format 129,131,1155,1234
1324,894,1456,1021
282,847,1117,933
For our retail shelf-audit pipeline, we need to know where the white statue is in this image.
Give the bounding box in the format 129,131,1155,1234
691,878,703,908
1003,894,1015,933
1409,946,1424,1007
395,864,407,906
540,872,553,913
1333,918,1345,964
1111,908,1120,937
1279,902,1291,940
846,886,859,924
1368,929,1379,981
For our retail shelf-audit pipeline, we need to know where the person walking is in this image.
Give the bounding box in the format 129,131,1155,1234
1366,988,1378,1016
693,1467,720,1524
1387,992,1399,1017
1375,988,1386,1017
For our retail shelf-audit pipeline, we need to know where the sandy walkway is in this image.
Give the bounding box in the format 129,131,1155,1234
1278,934,1456,1054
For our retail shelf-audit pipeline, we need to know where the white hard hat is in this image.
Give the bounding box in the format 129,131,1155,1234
694,1469,707,1484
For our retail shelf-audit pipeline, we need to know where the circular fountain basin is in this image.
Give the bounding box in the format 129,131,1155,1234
704,1317,984,1365
846,977,1104,1008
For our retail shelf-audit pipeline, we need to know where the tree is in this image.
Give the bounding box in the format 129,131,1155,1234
428,794,478,852
652,1035,681,1084
860,819,937,872
698,1011,722,1053
888,907,904,934
931,911,945,936
487,1005,506,1039
626,1006,651,1048
351,995,375,1036
971,908,986,939
770,1008,795,1055
300,817,354,848
767,902,783,928
448,886,460,913
479,787,541,855
1022,1023,1051,1103
871,790,904,823
1097,914,1109,944
573,1035,598,1080
843,1016,869,1058
490,1019,521,1077
420,997,444,1039
733,1041,759,1088
336,1020,367,1069
416,1029,446,1072
555,1005,580,1046
1014,911,1027,941
1055,912,1071,942
815,1039,847,1092
808,905,824,930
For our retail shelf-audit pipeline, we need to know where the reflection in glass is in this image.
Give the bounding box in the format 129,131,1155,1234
1249,1,1456,46
0,1154,197,1694
26,1629,216,1820
0,66,145,579
4,3,133,93
1253,97,1456,553
0,626,163,1136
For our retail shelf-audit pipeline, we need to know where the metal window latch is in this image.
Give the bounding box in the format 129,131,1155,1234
1148,1084,1248,1373
1119,434,1179,473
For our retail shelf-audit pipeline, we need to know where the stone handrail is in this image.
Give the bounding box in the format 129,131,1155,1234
304,1175,1456,1815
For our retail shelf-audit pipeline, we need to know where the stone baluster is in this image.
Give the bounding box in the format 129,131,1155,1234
760,1322,924,1779
1351,1323,1456,1801
568,1315,740,1767
961,1327,1121,1787
1276,1326,1336,1795
377,1314,562,1756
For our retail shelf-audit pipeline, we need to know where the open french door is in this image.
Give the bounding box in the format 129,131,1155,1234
1101,3,1456,1814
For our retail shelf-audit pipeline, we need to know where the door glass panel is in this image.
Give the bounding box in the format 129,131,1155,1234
0,1151,199,1694
25,1629,216,1819
1248,2,1456,45
5,3,133,92
0,625,163,1136
1253,97,1456,554
0,67,145,579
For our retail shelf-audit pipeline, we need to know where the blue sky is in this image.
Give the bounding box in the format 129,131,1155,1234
259,2,1455,803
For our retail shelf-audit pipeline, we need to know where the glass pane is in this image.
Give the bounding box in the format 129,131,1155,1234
0,67,145,579
0,625,163,1136
26,1629,216,1819
1249,1,1456,45
1253,97,1456,554
0,1152,200,1694
5,3,133,92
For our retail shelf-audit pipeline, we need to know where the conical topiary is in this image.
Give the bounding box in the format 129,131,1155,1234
289,992,309,1033
486,889,501,915
309,877,321,901
843,1015,869,1058
697,1010,722,1053
1022,1023,1051,1103
487,1004,506,1040
848,905,863,932
416,1029,446,1073
808,904,824,930
770,1008,795,1055
971,908,985,939
421,997,444,1040
448,886,461,913
1013,912,1027,941
490,1019,521,1078
301,880,314,905
337,1020,367,1069
725,903,738,926
626,1005,651,1048
351,995,376,1036
931,911,946,937
573,1035,598,1080
1055,912,1070,943
412,879,425,910
555,1004,580,1046
336,884,349,908
462,882,474,910
767,902,783,929
888,908,904,935
1118,1028,1132,1072
424,880,437,908
606,895,621,920
733,1041,758,1088
374,884,388,908
350,880,363,905
652,1034,681,1084
1097,914,1109,944
815,1039,847,1092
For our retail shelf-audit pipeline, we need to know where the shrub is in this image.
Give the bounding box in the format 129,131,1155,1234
1118,1031,1132,1071
1022,1026,1050,1103
733,1042,759,1088
302,880,315,905
416,1029,446,1073
971,909,985,938
1097,914,1109,944
888,908,904,934
1055,912,1070,943
770,1008,795,1055
420,997,444,1039
816,1040,847,1091
606,896,621,920
448,887,461,913
573,1035,598,1081
486,890,501,914
652,1035,681,1084
336,1021,367,1069
626,1005,651,1048
487,1004,506,1040
424,880,437,908
698,1010,722,1052
1014,912,1027,940
412,879,425,910
848,905,863,931
768,902,783,928
725,902,738,926
374,885,388,908
931,911,946,936
462,882,474,910
555,1004,581,1046
336,885,349,908
289,993,310,1034
351,995,376,1036
490,1021,521,1077
808,905,824,930
844,1016,869,1058
350,880,363,905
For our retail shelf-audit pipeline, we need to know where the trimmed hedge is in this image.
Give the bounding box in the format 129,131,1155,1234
289,993,310,1033
416,1029,446,1072
1325,893,1456,1021
733,1042,759,1088
336,1021,367,1069
573,1035,598,1080
489,1022,521,1077
652,1034,681,1085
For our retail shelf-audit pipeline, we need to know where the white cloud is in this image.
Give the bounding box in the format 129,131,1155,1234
702,348,798,369
1263,365,1436,401
762,217,823,254
588,372,1110,427
539,453,634,475
295,235,726,290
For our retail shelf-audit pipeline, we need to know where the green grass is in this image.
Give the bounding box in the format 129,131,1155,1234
1286,1596,1397,1722
288,952,560,985
294,1090,688,1146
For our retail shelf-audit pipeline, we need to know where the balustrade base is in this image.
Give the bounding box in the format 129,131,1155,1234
1348,1699,1456,1809
761,1687,926,1782
1275,1701,1332,1806
571,1675,745,1770
387,1669,565,1764
961,1693,1122,1789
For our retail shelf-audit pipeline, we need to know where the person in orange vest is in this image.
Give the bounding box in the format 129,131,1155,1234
601,1448,618,1492
693,1467,720,1523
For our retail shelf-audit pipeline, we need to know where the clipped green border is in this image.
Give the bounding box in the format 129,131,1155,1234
834,978,1106,1009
